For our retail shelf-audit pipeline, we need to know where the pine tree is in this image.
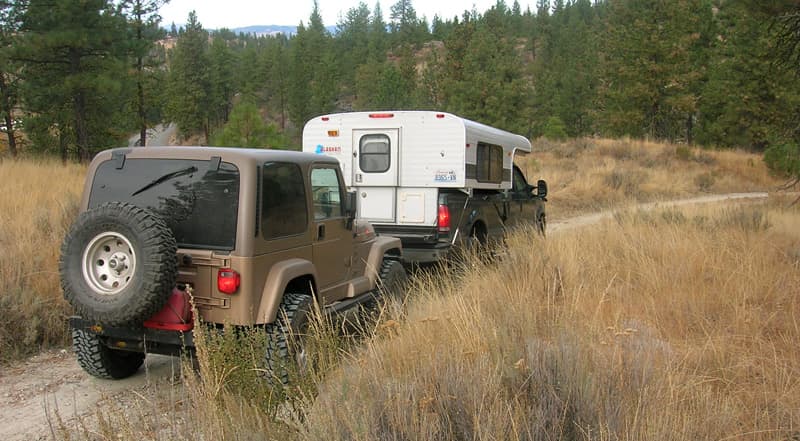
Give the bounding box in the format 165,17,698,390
531,0,600,137
337,2,372,89
0,1,23,157
696,3,800,151
209,34,237,125
288,2,337,128
210,100,289,148
390,0,427,46
598,0,709,142
16,0,129,161
120,0,168,147
165,11,211,141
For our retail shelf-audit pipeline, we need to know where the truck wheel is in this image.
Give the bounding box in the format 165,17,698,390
60,202,177,326
72,328,144,379
376,259,407,301
265,292,313,384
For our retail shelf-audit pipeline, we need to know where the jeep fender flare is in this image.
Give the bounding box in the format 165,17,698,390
365,236,403,288
256,258,317,324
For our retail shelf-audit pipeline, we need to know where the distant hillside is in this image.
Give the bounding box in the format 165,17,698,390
231,24,338,36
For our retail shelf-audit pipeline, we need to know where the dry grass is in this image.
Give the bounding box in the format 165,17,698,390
3,139,797,439
83,203,800,441
520,138,783,220
0,158,84,362
299,202,800,440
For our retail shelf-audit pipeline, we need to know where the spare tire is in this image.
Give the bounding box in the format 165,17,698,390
60,202,177,326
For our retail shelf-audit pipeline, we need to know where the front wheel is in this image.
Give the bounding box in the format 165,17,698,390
72,328,144,379
536,213,546,236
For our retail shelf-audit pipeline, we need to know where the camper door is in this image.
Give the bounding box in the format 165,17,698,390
352,129,399,222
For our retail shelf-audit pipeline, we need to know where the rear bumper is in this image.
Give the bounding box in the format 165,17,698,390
402,243,452,263
69,316,195,356
374,225,453,263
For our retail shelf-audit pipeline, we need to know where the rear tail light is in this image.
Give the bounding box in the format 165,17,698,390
437,204,451,233
369,113,394,118
217,268,240,295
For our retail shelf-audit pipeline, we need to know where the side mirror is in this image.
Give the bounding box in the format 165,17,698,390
536,179,548,199
344,190,357,227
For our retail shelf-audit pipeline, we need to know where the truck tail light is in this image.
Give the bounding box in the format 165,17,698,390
437,204,451,233
217,268,240,295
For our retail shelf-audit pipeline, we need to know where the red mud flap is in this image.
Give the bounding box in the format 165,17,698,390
144,287,194,332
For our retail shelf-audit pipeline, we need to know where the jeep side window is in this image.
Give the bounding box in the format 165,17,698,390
261,162,308,239
310,167,343,220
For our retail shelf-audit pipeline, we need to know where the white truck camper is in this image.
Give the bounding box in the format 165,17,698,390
303,111,547,263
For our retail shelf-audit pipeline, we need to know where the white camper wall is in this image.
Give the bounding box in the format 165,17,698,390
396,113,466,188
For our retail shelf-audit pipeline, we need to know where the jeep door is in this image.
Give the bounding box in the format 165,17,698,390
310,165,353,302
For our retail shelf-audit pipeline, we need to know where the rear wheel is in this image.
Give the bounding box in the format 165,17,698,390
265,292,313,384
72,328,144,379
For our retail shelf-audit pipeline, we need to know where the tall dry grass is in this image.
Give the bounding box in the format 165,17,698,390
299,202,800,440
76,202,800,441
521,138,783,219
0,159,84,361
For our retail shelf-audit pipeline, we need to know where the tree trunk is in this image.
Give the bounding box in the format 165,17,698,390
136,8,146,147
74,91,89,161
0,73,17,157
137,62,146,146
3,113,16,157
686,113,694,145
69,49,90,161
59,128,68,164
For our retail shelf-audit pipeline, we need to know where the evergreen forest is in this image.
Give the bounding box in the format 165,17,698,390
1,0,799,178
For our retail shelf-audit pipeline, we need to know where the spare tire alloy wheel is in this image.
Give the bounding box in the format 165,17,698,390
60,202,177,327
82,232,136,295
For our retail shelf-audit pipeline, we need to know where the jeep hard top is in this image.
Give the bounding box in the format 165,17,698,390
60,146,405,381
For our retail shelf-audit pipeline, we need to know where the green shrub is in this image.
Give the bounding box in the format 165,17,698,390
764,142,800,177
542,116,568,141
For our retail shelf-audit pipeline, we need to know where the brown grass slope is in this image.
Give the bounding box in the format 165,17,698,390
302,201,800,440
521,138,780,219
0,159,83,362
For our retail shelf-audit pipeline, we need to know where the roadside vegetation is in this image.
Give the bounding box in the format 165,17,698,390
521,138,782,219
0,159,83,362
0,138,785,363
64,198,800,440
3,140,792,439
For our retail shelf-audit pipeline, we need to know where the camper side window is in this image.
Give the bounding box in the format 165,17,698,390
476,142,503,183
359,135,391,173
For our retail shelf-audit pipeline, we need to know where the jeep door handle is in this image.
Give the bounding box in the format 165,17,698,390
317,224,325,240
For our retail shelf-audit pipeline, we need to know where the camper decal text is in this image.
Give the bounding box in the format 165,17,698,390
434,170,457,182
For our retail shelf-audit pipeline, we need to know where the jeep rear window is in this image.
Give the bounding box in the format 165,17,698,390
88,158,240,251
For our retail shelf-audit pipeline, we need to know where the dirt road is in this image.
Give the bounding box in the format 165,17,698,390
0,191,771,440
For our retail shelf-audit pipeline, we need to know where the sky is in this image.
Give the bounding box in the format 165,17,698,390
159,0,536,30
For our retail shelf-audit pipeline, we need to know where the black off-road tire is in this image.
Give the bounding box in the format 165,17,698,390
536,213,547,236
375,258,407,301
265,292,313,384
60,202,177,326
72,328,145,379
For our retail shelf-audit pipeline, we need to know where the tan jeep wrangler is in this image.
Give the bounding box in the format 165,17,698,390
60,147,405,381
